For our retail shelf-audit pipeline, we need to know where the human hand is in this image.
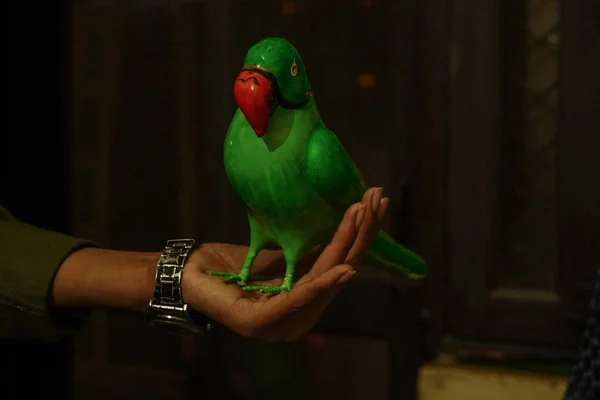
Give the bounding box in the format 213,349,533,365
181,187,388,341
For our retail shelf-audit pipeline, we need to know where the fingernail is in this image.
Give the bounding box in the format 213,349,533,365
378,197,389,221
336,269,356,285
372,187,384,213
355,204,366,230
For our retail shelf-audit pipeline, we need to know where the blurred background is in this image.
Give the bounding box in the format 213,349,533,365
4,0,599,399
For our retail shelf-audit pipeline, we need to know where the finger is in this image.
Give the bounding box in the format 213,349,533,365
300,189,383,322
290,188,380,330
294,188,374,279
345,187,384,266
254,264,355,328
269,262,360,341
296,201,364,284
294,246,326,277
298,187,383,284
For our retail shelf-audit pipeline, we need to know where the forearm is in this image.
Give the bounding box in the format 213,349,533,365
0,204,161,340
51,248,159,313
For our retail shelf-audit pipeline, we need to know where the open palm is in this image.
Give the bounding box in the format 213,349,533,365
181,187,387,341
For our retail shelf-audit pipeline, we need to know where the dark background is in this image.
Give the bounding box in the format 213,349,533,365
4,1,74,399
3,0,599,399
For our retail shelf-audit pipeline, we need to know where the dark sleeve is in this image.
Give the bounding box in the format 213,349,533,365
0,205,98,341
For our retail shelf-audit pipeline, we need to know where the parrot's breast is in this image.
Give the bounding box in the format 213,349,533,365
223,111,316,222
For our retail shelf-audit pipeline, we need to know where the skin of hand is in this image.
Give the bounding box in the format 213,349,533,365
52,187,388,341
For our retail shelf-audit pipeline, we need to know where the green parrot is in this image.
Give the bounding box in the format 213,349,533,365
207,37,427,293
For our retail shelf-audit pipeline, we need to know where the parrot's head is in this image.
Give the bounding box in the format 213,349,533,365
233,37,312,137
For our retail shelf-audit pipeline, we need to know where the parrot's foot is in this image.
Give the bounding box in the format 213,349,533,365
204,271,273,285
242,282,292,294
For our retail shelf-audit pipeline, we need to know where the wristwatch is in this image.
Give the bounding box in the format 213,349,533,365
147,238,214,335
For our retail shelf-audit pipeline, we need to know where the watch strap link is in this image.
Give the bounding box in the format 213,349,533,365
148,239,212,334
153,239,195,305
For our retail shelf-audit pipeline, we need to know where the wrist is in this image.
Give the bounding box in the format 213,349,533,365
179,245,224,320
180,246,209,306
148,239,214,334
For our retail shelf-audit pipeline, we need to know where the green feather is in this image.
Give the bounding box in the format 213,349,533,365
364,230,427,278
208,37,427,293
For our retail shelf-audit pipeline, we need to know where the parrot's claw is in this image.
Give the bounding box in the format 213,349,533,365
242,283,292,294
204,271,273,285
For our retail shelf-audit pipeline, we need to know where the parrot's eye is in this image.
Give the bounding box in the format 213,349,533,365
290,63,298,76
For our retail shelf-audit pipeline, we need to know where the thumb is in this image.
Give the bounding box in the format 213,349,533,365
261,264,356,322
291,264,357,328
293,264,356,302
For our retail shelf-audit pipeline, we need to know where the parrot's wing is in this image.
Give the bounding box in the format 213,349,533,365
305,126,428,277
305,125,367,211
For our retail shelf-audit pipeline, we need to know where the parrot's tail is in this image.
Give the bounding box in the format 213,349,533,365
364,230,428,278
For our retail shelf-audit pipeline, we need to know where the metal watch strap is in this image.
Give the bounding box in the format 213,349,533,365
148,238,213,334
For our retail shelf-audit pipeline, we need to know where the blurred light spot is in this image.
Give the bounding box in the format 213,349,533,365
281,1,296,16
357,73,377,88
547,32,560,46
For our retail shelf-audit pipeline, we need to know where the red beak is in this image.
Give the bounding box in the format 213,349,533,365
233,70,272,137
